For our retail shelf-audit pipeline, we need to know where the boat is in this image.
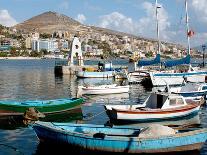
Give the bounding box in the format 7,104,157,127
78,84,129,95
32,121,207,153
169,83,207,100
104,91,201,122
148,0,207,87
0,97,84,117
76,62,115,78
128,0,161,83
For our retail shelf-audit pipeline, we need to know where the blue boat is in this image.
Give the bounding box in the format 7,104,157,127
32,121,207,153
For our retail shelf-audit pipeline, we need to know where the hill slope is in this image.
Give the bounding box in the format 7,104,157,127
14,11,81,33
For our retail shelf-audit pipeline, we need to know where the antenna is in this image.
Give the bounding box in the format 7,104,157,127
185,0,191,55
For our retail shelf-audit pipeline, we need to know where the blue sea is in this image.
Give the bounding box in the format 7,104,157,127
0,59,207,155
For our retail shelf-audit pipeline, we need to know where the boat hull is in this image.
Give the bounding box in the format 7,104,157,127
149,72,207,86
33,122,207,153
0,98,84,116
76,71,115,78
108,104,200,122
81,86,129,95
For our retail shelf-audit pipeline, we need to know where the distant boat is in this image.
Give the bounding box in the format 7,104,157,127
78,84,129,95
105,92,201,122
0,98,84,117
76,62,115,78
32,121,207,153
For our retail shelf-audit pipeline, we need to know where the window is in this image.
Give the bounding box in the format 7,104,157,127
169,98,184,106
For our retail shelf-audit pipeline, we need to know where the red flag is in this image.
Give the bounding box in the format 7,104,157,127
187,30,195,37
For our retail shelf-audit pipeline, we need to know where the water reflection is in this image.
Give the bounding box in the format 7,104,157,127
0,60,207,155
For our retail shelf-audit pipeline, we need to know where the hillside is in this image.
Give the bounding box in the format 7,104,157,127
12,11,184,50
13,11,81,33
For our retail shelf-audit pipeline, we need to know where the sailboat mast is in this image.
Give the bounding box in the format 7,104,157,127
185,0,191,55
155,0,161,55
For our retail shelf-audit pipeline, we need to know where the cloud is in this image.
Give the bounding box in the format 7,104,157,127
137,2,172,40
75,14,86,24
59,1,69,10
191,0,207,23
98,12,135,34
98,2,173,41
0,10,17,27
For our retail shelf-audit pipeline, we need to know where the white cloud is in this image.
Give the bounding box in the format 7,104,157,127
191,0,207,23
137,2,172,40
0,10,17,27
98,2,173,41
98,12,135,34
76,14,86,24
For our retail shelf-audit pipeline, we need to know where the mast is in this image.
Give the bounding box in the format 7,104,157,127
185,0,191,55
155,0,161,55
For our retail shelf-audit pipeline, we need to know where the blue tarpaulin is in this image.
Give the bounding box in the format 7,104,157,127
138,54,161,66
163,55,190,67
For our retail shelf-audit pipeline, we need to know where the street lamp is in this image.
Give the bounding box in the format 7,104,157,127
202,44,206,67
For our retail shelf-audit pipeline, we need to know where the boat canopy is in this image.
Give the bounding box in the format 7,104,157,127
137,54,161,67
163,55,190,68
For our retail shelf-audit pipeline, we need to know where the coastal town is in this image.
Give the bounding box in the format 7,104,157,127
0,11,202,60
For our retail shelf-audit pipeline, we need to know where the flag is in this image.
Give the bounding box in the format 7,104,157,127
187,30,195,37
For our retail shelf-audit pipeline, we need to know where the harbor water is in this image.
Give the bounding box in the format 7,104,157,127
0,59,207,155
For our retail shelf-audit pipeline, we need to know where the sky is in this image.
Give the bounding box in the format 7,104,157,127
0,0,207,47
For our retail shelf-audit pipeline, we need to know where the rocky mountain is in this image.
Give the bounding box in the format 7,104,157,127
13,11,81,33
13,11,149,39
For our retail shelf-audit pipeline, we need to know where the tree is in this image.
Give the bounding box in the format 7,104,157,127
10,47,20,56
40,49,48,55
145,51,153,58
30,51,41,57
40,33,51,39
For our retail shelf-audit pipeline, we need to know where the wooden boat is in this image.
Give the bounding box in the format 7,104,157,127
104,92,201,122
32,121,207,153
0,98,84,117
78,84,129,95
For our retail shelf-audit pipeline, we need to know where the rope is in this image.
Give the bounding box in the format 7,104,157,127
83,109,108,121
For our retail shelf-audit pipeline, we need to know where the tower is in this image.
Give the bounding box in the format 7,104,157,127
67,36,84,66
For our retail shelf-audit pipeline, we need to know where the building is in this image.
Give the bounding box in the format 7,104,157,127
25,37,32,49
32,39,58,52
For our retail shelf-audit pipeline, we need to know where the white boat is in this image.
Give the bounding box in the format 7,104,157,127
149,65,207,86
78,84,129,95
169,83,207,100
76,62,115,78
104,91,201,122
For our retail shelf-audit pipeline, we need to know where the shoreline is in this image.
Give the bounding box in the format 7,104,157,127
0,57,41,60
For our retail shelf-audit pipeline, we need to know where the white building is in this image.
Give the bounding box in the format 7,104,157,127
32,39,58,52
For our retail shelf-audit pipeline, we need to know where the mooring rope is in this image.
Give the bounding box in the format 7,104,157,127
83,109,108,121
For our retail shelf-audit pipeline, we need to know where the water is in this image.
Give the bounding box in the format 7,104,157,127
0,59,207,155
